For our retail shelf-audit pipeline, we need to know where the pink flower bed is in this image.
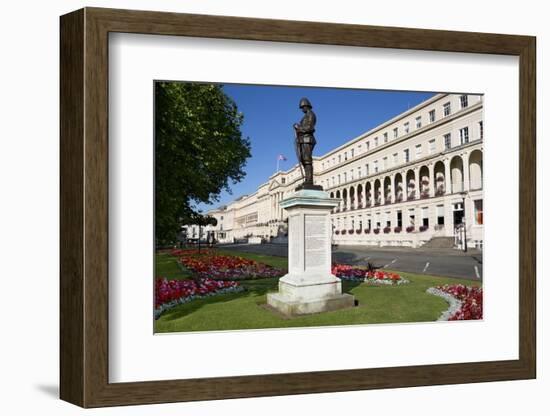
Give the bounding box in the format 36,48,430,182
434,284,483,320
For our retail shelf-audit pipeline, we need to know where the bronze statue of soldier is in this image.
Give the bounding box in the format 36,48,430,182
293,98,323,191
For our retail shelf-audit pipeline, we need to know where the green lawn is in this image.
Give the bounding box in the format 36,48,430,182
155,252,193,280
154,250,479,333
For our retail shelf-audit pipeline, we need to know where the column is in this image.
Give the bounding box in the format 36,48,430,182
428,163,435,197
391,173,396,203
414,167,421,199
462,153,470,192
402,171,408,202
444,158,452,195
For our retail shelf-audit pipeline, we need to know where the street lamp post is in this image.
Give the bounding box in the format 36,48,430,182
460,191,467,252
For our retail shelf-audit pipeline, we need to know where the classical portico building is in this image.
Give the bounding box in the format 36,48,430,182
196,93,484,249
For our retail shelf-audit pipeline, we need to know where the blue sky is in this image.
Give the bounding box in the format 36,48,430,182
195,84,435,212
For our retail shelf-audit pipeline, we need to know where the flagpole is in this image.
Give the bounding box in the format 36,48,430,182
276,158,279,172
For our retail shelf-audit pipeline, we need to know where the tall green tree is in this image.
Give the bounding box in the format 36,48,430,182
155,82,250,246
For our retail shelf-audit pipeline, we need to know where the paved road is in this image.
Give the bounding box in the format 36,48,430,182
218,243,482,281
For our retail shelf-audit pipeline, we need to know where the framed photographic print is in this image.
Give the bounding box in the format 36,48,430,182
60,7,536,408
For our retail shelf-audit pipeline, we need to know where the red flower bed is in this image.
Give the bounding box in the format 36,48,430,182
173,249,285,280
436,284,483,320
331,263,365,279
155,277,241,309
331,264,405,284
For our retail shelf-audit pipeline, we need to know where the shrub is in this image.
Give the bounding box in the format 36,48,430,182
406,225,415,233
383,226,391,234
373,228,380,234
419,225,428,232
394,226,402,233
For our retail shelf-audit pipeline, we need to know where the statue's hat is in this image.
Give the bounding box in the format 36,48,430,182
299,97,312,109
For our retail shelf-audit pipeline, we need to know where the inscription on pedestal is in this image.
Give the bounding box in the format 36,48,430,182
290,215,301,269
268,189,354,316
305,215,327,269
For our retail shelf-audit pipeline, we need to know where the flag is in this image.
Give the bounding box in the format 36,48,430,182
277,154,287,161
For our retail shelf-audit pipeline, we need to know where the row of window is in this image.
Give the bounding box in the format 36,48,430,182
331,199,483,230
321,95,474,171
322,122,482,189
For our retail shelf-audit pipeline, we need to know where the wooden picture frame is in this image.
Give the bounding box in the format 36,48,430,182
60,7,536,408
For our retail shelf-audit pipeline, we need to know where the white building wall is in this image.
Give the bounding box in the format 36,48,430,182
199,93,483,248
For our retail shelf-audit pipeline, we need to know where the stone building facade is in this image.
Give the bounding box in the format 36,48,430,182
190,93,484,249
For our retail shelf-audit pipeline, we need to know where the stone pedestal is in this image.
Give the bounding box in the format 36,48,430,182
267,190,355,316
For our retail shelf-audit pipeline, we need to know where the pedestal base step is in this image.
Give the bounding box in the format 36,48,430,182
266,292,355,316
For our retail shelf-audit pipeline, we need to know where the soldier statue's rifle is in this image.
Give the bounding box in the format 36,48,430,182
294,126,305,181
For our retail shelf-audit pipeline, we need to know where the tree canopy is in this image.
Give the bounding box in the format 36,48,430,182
155,82,250,246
